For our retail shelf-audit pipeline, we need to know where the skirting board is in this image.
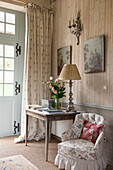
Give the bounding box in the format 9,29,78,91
51,133,61,141
107,159,113,167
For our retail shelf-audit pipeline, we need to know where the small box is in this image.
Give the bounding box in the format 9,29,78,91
41,99,55,109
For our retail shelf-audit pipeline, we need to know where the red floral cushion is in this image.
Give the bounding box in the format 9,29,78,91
82,120,104,143
80,127,94,142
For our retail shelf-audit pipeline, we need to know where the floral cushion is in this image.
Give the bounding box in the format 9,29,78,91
83,120,104,143
80,127,94,142
58,139,98,160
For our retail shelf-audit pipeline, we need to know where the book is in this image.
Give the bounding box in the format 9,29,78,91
38,108,64,113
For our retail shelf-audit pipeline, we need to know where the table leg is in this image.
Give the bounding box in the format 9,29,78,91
73,116,75,123
49,121,52,142
25,113,28,146
45,119,49,161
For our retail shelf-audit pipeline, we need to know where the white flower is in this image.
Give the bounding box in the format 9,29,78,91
55,78,58,82
50,76,53,80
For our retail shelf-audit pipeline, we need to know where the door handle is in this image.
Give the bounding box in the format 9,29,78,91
15,81,20,95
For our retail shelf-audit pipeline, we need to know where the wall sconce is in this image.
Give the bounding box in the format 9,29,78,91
68,12,82,45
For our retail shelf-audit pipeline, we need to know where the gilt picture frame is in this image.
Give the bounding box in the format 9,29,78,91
57,46,72,75
84,35,105,73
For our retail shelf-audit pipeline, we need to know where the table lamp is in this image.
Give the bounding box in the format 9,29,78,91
59,64,81,111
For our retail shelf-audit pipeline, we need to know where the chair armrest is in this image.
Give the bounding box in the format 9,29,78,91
94,131,104,149
94,131,105,158
62,117,83,142
62,128,78,142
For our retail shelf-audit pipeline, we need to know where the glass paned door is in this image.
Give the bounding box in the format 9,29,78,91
0,7,25,137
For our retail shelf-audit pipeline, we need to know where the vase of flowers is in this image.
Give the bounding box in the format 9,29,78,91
47,77,67,109
55,98,60,110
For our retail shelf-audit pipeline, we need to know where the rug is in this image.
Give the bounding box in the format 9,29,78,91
0,155,39,169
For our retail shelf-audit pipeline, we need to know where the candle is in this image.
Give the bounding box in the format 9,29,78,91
50,76,53,80
73,19,75,25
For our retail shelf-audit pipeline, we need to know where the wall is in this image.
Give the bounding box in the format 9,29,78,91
51,0,113,166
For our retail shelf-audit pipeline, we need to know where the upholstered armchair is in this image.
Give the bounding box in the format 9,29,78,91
55,113,106,170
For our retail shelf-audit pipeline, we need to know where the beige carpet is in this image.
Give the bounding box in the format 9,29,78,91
0,136,112,170
0,155,39,169
0,136,59,170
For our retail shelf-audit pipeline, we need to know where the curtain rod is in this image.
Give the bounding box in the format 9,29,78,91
10,0,53,11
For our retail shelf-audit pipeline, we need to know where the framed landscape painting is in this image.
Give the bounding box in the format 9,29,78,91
84,35,104,73
57,46,72,75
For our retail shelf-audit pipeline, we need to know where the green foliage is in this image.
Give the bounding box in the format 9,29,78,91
47,79,66,99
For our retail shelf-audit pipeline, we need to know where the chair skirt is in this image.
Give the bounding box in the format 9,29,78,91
54,153,106,170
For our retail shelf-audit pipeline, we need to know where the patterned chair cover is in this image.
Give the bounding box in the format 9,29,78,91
54,113,107,170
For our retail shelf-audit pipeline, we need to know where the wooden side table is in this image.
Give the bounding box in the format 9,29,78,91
25,106,79,161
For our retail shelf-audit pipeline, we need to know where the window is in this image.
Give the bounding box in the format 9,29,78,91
0,11,15,35
0,44,14,96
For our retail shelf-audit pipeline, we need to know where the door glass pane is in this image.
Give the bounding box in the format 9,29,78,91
5,45,14,57
0,71,3,83
0,44,3,56
0,84,3,96
0,58,3,69
5,58,14,70
4,84,13,96
0,23,4,33
0,11,4,22
6,13,15,24
4,71,14,83
6,24,15,35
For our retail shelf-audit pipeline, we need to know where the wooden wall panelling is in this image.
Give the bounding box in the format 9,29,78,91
52,0,113,107
52,0,58,79
79,0,82,102
88,0,94,105
96,0,102,106
63,0,67,47
93,0,98,105
84,0,89,104
79,0,84,103
109,0,113,107
71,0,74,98
80,0,84,104
73,0,76,102
57,0,60,48
65,1,71,48
99,0,105,106
103,0,110,107
74,0,79,103
98,0,103,107
111,1,113,107
52,0,113,165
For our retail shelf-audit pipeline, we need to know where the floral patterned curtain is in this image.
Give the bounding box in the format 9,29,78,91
14,4,53,143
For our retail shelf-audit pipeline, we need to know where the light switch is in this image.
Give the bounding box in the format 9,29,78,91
103,85,108,90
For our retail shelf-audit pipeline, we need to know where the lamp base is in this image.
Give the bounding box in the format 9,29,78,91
66,80,76,112
66,102,76,112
